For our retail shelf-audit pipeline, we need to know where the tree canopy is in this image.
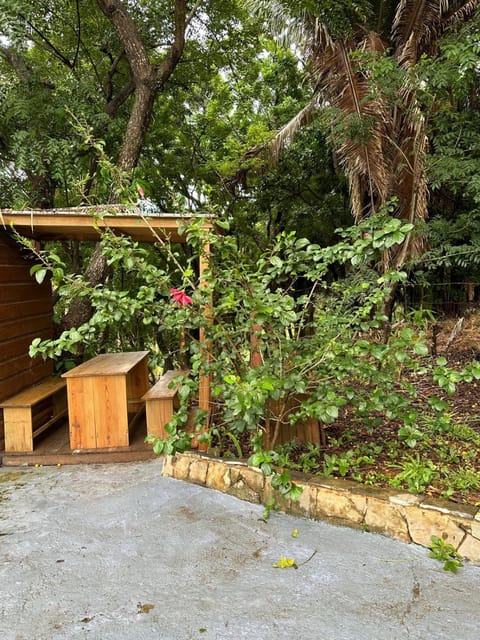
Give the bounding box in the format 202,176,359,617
1,1,480,302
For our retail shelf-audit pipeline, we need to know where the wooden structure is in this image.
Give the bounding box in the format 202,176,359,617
0,232,54,450
63,351,149,450
0,378,67,453
0,205,200,243
0,206,213,465
142,369,187,439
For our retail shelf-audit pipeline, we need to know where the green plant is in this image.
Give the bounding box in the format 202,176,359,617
297,443,322,473
145,423,193,456
443,467,480,493
321,451,353,477
428,535,464,573
259,496,280,522
208,426,244,459
24,211,479,506
390,455,439,494
398,423,424,448
247,448,303,501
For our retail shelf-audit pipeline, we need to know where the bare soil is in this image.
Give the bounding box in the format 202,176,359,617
320,315,480,506
223,314,480,508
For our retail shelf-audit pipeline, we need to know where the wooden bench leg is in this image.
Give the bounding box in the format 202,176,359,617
4,407,34,453
145,398,174,439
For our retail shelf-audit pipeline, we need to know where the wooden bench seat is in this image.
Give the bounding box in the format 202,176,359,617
142,370,188,439
0,378,67,453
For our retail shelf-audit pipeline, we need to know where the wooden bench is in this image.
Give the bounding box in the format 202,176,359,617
0,378,67,453
142,370,188,439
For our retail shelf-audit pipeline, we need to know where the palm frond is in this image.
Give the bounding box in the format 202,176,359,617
446,0,480,22
393,1,480,65
322,35,390,219
236,0,477,262
420,0,480,52
349,172,366,221
393,0,444,66
240,96,319,170
388,102,428,266
265,97,319,164
242,0,312,49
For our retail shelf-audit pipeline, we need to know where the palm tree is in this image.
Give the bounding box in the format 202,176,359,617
244,0,480,271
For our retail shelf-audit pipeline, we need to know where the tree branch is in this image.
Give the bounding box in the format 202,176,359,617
0,44,54,88
20,14,74,70
186,0,203,28
71,0,82,69
96,0,154,85
96,0,190,171
105,78,136,116
155,0,187,87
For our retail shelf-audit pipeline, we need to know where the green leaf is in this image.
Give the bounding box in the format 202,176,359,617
152,439,165,455
326,405,339,420
383,231,405,248
270,256,283,269
216,218,230,230
248,452,265,467
260,377,275,391
260,461,273,476
413,343,429,356
34,268,48,284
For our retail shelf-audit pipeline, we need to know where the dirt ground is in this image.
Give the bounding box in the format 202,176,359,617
227,313,480,508
322,313,480,506
430,313,480,432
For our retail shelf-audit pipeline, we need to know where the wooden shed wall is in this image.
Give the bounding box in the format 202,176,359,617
0,232,53,447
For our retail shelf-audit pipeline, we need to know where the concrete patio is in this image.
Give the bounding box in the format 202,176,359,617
1,459,479,639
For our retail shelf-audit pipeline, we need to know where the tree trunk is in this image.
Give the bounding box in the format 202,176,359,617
117,82,156,172
97,0,187,173
59,243,109,334
60,1,190,337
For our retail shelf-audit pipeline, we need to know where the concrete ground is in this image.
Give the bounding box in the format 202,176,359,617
0,460,479,640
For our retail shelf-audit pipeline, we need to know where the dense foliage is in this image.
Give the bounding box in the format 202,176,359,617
2,2,480,499
27,213,480,500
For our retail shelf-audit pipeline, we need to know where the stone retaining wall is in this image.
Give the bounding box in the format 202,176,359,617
162,452,480,565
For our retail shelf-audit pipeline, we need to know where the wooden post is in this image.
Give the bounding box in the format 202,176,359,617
195,237,212,451
250,322,263,367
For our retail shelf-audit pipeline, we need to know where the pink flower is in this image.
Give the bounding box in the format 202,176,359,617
170,288,193,306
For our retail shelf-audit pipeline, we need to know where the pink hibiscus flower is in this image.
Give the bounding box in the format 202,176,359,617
170,288,193,306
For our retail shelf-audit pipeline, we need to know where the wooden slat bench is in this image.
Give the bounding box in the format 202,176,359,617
0,378,67,452
142,370,188,439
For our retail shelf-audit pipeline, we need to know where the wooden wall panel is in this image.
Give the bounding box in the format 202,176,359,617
1,314,52,341
0,298,51,322
0,232,55,447
0,282,50,304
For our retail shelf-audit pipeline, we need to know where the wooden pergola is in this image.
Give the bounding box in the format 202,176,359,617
0,205,213,243
1,205,213,450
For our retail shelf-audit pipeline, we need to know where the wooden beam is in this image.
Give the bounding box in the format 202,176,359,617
1,206,213,244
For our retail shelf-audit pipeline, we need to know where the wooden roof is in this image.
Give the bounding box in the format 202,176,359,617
0,206,213,243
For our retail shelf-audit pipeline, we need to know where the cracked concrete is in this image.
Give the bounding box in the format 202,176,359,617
1,460,480,640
